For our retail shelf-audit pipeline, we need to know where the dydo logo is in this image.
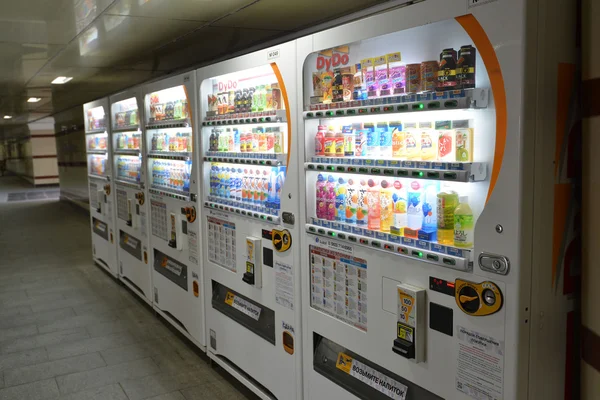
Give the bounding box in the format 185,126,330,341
316,46,350,71
217,79,238,92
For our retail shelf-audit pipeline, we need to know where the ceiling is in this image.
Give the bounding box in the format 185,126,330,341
0,0,394,136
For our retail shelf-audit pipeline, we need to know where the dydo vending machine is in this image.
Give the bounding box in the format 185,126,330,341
144,73,205,348
300,1,578,399
197,41,303,399
109,88,152,304
85,98,119,278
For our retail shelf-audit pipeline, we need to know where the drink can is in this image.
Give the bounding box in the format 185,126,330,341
420,61,439,92
406,64,421,94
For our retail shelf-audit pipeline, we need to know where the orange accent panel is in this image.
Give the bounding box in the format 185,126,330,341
270,63,292,167
456,14,507,204
554,63,576,177
551,183,571,287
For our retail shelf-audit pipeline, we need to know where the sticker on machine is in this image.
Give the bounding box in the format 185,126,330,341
225,291,261,321
313,236,353,255
274,261,294,310
336,353,408,400
188,229,199,265
456,326,504,400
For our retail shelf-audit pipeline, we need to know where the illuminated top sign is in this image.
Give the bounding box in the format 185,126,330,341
316,46,350,71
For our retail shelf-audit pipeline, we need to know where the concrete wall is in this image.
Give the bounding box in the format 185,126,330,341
28,118,59,186
54,106,89,211
582,0,600,397
3,125,34,184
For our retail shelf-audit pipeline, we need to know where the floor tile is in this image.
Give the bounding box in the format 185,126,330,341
147,391,186,400
0,307,76,329
56,357,160,395
0,325,38,342
3,352,105,386
46,331,138,360
0,328,90,354
0,347,48,372
55,384,129,400
0,378,59,400
120,369,222,400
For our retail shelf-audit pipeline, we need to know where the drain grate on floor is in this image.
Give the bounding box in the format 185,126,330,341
7,191,60,202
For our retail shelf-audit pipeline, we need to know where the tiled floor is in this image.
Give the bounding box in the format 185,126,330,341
0,176,258,400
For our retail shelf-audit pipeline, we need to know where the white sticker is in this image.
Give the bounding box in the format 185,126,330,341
226,292,261,321
140,211,147,238
456,326,504,400
274,261,294,310
468,0,498,8
188,229,199,265
314,236,353,255
336,353,407,400
164,259,183,276
209,209,230,220
267,49,280,60
282,321,295,334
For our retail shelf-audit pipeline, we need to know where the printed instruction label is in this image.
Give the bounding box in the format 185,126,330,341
313,236,354,255
225,291,261,321
267,49,280,60
310,246,367,331
188,229,199,265
274,261,294,310
336,353,408,400
207,216,236,272
456,326,504,400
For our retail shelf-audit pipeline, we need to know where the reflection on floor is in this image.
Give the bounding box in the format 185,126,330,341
0,176,258,400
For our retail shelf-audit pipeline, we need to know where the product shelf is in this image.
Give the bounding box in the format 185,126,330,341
148,151,192,160
86,128,107,135
204,200,280,224
149,186,190,201
87,149,107,155
112,125,139,133
114,149,141,156
305,160,486,182
304,88,488,119
145,118,190,130
202,109,287,126
306,221,472,271
204,153,286,166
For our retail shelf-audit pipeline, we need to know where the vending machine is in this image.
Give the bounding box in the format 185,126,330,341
144,73,204,348
85,98,119,278
300,1,577,400
197,41,303,399
109,89,152,304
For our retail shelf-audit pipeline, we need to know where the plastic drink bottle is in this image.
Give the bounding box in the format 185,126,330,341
251,129,259,153
437,189,459,245
390,121,405,159
421,181,440,241
324,127,336,157
436,120,455,162
345,178,358,224
367,179,381,231
454,196,474,248
392,180,407,235
335,177,347,222
258,127,267,152
365,122,379,157
356,179,369,226
273,127,283,154
335,127,345,158
253,170,261,204
343,126,355,156
378,122,392,158
406,180,424,236
261,170,269,206
325,175,336,221
265,128,274,153
316,174,326,218
379,180,394,232
233,128,241,152
315,125,326,156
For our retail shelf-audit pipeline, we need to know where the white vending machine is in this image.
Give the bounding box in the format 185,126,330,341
85,98,119,278
197,41,303,400
144,73,205,348
300,1,578,400
109,89,152,304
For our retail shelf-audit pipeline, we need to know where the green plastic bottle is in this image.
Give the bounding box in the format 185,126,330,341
454,196,474,248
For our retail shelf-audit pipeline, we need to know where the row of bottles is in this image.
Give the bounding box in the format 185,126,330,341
314,120,473,162
87,135,107,150
151,131,193,153
208,82,283,116
208,164,286,215
116,132,141,150
209,127,285,154
89,155,107,176
116,157,141,182
149,94,189,122
151,160,191,192
315,174,473,248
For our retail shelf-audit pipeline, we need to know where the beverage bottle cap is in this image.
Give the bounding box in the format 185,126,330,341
381,180,389,188
328,175,335,183
459,196,469,203
338,177,346,184
368,179,378,187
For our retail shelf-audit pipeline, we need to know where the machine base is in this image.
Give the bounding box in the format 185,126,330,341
120,276,152,307
153,307,205,352
94,258,118,279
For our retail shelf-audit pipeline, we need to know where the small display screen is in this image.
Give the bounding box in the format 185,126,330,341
429,276,455,297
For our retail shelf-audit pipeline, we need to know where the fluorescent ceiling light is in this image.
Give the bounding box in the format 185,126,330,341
51,76,73,84
3,115,12,119
27,97,42,103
